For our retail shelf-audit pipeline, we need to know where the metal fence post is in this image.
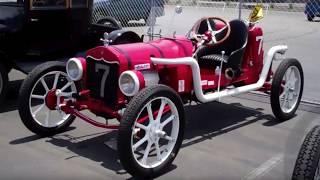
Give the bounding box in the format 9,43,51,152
238,0,243,19
149,0,156,41
91,0,317,36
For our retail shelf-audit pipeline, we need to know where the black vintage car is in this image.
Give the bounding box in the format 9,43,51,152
0,0,122,105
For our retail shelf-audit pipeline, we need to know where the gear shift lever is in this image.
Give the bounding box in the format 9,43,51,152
217,51,225,102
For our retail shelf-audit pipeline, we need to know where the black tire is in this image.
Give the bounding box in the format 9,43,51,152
108,30,142,45
118,85,185,178
271,58,304,121
307,15,314,21
19,61,77,137
0,63,8,107
292,125,320,180
97,16,122,30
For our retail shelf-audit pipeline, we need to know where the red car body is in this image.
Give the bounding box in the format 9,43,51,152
19,12,304,178
59,25,265,129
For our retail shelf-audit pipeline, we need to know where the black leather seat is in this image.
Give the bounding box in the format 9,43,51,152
196,19,248,74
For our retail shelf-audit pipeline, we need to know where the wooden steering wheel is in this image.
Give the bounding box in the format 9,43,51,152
191,17,231,46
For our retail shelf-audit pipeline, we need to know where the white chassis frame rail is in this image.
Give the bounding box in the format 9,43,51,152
151,45,288,103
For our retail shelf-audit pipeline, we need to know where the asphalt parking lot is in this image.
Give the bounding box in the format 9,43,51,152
1,6,320,180
1,74,320,179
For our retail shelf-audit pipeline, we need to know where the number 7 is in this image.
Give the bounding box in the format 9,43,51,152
95,64,110,98
256,36,263,56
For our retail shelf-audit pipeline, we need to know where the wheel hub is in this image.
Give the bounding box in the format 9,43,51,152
148,122,163,142
45,89,57,110
289,85,295,91
286,84,296,98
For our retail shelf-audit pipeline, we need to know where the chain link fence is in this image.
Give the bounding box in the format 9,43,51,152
92,0,319,35
92,0,165,34
92,0,320,102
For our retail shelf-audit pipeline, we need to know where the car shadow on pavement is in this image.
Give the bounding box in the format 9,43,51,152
42,130,176,179
47,131,124,174
0,80,23,113
9,127,76,145
9,100,280,179
181,101,277,148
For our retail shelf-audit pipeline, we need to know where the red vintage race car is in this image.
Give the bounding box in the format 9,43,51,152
18,6,304,178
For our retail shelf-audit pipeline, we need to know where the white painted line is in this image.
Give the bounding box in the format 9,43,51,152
242,154,284,180
249,91,320,106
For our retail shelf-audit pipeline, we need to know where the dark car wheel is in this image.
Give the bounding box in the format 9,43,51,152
307,15,314,21
271,58,304,121
19,61,78,137
0,63,8,107
292,125,320,180
97,17,122,30
118,85,185,178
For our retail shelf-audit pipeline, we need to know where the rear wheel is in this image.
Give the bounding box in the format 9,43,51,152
97,16,122,30
292,126,320,180
0,63,8,107
307,15,314,21
118,85,185,178
271,58,304,121
19,61,77,137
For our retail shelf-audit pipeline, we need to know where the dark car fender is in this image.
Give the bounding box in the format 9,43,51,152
108,30,143,45
0,50,13,72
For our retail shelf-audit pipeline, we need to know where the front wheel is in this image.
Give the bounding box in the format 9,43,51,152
118,85,185,178
292,126,320,180
19,61,78,137
271,58,304,121
307,15,314,21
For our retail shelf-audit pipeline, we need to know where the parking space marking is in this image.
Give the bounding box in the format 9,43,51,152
242,154,283,180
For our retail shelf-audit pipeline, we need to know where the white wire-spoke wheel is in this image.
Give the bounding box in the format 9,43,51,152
19,61,78,137
292,125,320,180
271,58,304,121
118,85,185,178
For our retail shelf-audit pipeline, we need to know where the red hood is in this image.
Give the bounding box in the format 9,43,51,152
86,36,193,72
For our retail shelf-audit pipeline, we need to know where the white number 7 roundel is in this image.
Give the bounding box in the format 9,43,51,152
95,63,110,98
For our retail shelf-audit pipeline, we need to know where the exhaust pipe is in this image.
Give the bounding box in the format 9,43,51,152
225,68,235,80
151,45,288,103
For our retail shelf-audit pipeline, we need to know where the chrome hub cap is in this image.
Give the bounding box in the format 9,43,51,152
279,66,301,113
